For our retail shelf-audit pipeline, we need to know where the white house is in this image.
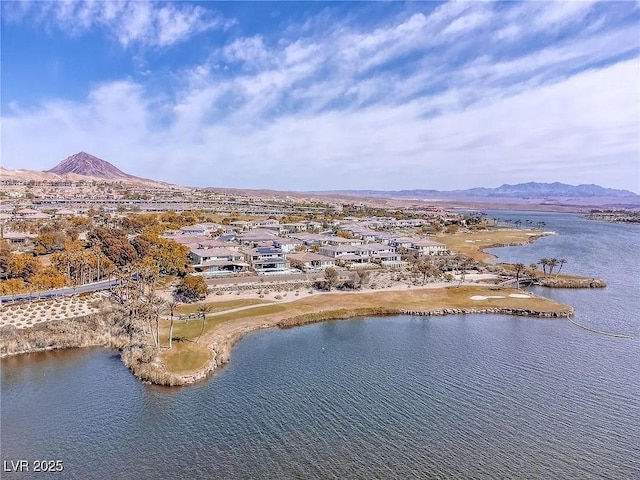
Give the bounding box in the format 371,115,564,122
409,239,449,256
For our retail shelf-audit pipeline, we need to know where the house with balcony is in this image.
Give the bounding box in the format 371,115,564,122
325,237,364,246
243,246,287,273
318,244,364,263
409,239,449,256
190,247,248,274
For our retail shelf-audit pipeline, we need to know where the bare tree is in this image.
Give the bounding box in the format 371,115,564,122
414,258,442,285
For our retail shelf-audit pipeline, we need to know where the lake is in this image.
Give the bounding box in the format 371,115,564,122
2,212,639,479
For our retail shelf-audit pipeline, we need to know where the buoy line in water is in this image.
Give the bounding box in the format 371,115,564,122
568,317,633,339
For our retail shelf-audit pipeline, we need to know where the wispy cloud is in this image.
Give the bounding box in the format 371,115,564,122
2,1,639,192
2,0,233,47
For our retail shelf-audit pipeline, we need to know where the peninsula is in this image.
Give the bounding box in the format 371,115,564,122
0,153,607,386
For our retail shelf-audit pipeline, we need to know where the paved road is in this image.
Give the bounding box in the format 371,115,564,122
0,279,118,304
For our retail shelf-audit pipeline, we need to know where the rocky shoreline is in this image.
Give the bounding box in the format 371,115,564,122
584,212,640,224
164,304,574,387
0,302,574,387
537,277,606,288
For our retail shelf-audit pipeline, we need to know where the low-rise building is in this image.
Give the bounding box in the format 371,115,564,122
243,246,287,273
409,239,449,256
190,247,248,274
287,252,335,270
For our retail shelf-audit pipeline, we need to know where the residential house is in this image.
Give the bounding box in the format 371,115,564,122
325,237,364,246
2,232,37,246
238,228,279,246
287,252,335,271
409,239,449,256
190,247,248,274
243,246,287,273
273,238,304,253
318,244,363,262
179,223,220,236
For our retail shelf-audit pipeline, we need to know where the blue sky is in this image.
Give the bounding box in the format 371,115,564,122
2,1,639,192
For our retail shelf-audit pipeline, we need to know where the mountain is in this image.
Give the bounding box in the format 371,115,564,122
46,152,135,180
311,182,640,208
466,182,638,198
1,152,183,190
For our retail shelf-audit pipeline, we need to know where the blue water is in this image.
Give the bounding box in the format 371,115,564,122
2,212,639,479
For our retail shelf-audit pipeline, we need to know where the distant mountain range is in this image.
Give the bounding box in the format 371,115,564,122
311,182,640,207
2,152,637,209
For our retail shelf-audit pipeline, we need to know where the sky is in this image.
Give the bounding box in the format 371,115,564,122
1,1,639,192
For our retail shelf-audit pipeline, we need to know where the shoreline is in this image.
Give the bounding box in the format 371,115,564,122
1,227,603,386
149,285,574,386
0,286,574,385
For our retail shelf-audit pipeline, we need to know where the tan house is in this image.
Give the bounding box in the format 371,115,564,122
287,252,335,271
409,239,449,256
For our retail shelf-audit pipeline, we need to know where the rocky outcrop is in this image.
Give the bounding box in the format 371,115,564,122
538,277,606,288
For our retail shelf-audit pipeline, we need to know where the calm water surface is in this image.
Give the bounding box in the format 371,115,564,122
2,212,639,479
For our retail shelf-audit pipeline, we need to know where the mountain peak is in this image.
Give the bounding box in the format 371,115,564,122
46,152,134,179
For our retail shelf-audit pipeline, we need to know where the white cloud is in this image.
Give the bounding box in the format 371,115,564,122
3,58,638,192
2,0,231,48
2,1,639,192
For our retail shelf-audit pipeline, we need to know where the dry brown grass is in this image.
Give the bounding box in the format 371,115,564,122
159,341,212,374
434,229,543,262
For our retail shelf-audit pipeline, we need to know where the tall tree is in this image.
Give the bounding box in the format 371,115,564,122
196,304,213,343
556,259,567,277
547,258,559,276
166,301,179,349
513,263,526,289
538,258,550,276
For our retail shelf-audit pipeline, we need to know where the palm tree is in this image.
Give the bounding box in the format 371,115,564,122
548,258,559,276
513,263,526,289
555,259,567,277
196,304,212,343
166,301,179,349
538,258,550,275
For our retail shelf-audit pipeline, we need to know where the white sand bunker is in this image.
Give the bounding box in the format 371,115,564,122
509,293,531,299
470,295,506,300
